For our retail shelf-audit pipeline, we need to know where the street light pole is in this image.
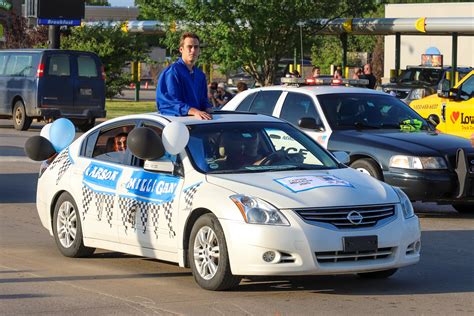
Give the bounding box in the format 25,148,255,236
299,23,304,77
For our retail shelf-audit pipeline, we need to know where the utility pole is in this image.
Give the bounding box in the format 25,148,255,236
48,25,60,49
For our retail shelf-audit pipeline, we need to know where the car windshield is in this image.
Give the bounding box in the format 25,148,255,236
186,122,340,174
397,68,442,85
317,93,432,131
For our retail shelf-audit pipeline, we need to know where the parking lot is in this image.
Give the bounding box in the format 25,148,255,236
1,119,473,315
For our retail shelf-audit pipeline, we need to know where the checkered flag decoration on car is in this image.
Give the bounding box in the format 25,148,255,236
81,185,94,221
118,197,164,236
183,182,202,210
95,192,115,227
162,200,176,238
47,148,73,184
49,149,69,170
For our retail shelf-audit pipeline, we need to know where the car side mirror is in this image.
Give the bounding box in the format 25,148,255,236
127,127,165,160
332,151,350,164
437,79,451,97
298,117,324,131
427,114,440,127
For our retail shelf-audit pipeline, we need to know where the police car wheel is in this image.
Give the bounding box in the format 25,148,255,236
350,158,383,180
13,100,32,131
189,213,241,291
357,268,398,279
452,204,473,213
52,192,95,258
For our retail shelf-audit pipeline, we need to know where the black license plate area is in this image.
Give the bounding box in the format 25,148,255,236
343,236,378,252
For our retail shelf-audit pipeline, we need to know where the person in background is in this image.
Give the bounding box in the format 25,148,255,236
214,83,233,107
236,81,248,93
312,66,321,79
363,63,377,89
333,68,343,79
352,67,363,79
156,32,212,119
208,81,218,107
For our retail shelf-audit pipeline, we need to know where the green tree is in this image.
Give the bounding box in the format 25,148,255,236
61,25,150,98
136,0,376,86
85,0,110,5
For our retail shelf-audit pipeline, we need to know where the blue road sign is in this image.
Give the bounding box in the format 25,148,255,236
38,19,81,26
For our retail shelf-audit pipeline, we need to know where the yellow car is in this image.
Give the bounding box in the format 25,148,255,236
410,70,474,139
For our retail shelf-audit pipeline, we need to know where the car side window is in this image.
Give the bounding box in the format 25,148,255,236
248,91,282,115
91,124,135,165
78,55,99,78
47,55,70,77
459,76,474,100
4,54,34,77
235,92,257,112
280,92,322,127
0,53,8,75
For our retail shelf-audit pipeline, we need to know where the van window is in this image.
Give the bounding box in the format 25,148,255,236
78,55,98,78
0,54,8,75
47,55,70,76
5,55,34,77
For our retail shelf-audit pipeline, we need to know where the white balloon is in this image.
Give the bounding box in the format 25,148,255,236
40,123,53,140
162,121,190,155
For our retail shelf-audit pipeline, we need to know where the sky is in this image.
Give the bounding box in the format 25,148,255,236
109,0,135,7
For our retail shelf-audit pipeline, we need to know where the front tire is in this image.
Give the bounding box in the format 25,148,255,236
350,158,383,180
357,268,398,279
76,119,96,132
189,213,241,291
52,192,95,258
13,100,32,131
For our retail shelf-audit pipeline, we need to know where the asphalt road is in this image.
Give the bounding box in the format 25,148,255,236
1,120,473,315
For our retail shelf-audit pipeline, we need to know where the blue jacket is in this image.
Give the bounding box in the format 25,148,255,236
156,58,211,116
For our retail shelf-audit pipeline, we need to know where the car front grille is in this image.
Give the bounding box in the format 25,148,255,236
294,205,396,229
315,247,394,263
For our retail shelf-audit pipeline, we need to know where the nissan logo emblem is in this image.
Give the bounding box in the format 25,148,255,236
470,159,474,165
347,211,364,225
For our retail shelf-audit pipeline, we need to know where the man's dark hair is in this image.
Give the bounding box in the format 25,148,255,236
180,32,200,47
237,81,248,92
312,66,320,71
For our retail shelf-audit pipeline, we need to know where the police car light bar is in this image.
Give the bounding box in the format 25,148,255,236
281,77,369,87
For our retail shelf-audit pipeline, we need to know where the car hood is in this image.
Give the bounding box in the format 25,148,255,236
206,168,399,209
332,130,473,155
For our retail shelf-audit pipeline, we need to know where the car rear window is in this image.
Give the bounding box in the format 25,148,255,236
47,55,70,76
78,55,99,78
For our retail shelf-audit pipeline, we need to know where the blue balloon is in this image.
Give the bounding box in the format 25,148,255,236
425,47,441,55
49,118,76,152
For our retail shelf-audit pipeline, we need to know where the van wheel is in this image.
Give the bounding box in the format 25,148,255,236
350,158,383,180
52,192,95,258
13,100,32,131
189,213,241,290
452,203,473,213
77,119,96,132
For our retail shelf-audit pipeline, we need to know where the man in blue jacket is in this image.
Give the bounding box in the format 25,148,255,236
156,32,212,120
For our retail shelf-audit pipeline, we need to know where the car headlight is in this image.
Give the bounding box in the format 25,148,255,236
393,187,415,219
230,195,290,226
389,155,447,169
411,88,427,100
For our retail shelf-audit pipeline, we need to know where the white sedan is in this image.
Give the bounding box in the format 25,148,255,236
33,113,420,290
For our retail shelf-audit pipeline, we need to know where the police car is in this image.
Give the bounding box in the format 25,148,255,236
32,113,420,291
222,78,474,213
